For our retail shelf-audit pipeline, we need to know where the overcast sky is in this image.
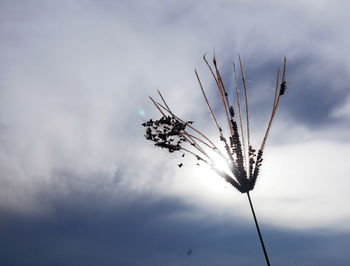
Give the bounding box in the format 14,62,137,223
1,1,350,265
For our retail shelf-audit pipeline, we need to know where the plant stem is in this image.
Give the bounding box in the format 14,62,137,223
246,192,270,266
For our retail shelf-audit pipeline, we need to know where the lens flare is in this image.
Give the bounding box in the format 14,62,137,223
138,109,145,116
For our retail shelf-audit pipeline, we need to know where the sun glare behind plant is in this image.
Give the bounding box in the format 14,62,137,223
207,147,233,178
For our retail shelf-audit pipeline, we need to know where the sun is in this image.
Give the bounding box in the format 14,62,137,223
194,148,236,190
210,152,234,178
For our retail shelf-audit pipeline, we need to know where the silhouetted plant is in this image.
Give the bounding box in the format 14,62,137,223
142,54,287,266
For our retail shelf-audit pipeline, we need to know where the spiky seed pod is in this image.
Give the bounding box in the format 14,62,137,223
249,149,263,190
280,81,287,95
248,145,257,179
229,106,235,118
142,115,189,153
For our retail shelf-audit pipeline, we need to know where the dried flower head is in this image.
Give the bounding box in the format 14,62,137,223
142,54,287,266
142,55,287,194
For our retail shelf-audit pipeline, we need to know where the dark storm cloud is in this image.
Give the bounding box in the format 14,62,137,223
215,54,350,130
279,56,350,127
0,194,349,266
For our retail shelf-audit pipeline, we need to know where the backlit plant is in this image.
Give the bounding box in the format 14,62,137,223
142,54,287,265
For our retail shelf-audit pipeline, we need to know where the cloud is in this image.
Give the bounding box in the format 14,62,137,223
0,0,350,236
0,194,350,266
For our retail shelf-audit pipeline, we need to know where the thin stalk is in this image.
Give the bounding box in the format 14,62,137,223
246,192,270,266
281,56,287,83
272,67,280,109
180,147,209,165
195,69,236,166
149,96,167,117
238,54,251,176
238,54,251,150
233,61,247,169
212,57,235,136
260,58,287,151
195,69,222,133
183,132,215,150
152,97,218,149
181,133,210,160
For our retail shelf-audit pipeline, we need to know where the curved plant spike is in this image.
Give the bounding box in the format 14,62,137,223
238,54,251,153
232,61,247,170
142,55,287,266
194,69,236,167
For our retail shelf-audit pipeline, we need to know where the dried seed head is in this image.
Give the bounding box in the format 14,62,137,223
280,81,287,95
142,115,189,153
143,55,287,194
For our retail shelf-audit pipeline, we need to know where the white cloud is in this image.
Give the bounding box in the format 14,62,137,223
331,95,350,122
1,0,350,232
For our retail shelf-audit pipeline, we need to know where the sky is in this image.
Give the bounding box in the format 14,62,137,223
1,0,350,265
